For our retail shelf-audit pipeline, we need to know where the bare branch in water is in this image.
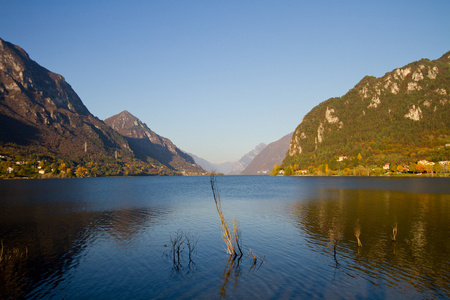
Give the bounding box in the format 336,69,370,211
354,220,362,247
210,175,236,256
392,222,398,242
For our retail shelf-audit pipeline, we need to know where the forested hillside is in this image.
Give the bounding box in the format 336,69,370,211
278,51,450,176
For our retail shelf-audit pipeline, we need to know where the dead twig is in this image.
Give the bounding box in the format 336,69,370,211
392,223,398,242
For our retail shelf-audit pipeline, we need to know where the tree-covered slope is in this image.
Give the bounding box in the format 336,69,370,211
281,51,450,175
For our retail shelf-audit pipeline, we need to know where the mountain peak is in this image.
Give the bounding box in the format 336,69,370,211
105,110,150,133
226,143,267,175
105,111,203,173
0,37,134,161
0,37,89,116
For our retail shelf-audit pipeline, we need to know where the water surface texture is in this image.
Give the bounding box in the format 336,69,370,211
0,176,449,299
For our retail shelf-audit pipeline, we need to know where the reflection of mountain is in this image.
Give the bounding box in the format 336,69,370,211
0,203,165,298
289,188,450,288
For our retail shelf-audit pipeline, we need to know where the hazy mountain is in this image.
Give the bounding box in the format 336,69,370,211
105,110,204,173
241,132,293,175
226,143,267,175
0,37,133,161
282,50,450,172
189,153,236,173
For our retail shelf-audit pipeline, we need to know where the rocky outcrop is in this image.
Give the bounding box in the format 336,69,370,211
284,50,450,169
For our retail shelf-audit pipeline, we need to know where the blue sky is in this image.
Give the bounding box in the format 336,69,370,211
1,1,449,162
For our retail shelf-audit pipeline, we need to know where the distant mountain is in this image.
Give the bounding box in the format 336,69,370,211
282,50,450,174
189,153,216,172
226,143,267,175
0,37,132,161
241,132,293,175
213,161,237,174
189,153,236,173
105,111,204,173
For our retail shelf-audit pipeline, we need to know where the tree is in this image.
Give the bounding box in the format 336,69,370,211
434,163,443,174
76,166,88,177
416,163,425,173
284,165,294,176
270,164,282,176
397,165,404,173
425,164,434,175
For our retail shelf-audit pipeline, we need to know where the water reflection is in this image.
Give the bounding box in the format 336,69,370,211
290,188,450,297
0,203,167,299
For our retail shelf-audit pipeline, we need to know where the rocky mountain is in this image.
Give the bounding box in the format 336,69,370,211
282,51,450,174
0,37,133,161
241,132,293,175
189,153,236,173
226,143,267,175
105,111,204,173
0,37,195,177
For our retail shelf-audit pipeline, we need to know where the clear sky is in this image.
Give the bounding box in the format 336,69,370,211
1,1,449,162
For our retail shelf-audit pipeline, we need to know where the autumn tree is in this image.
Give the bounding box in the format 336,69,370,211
76,166,88,177
270,164,282,176
416,163,425,173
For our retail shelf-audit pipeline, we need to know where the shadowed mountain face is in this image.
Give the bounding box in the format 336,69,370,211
105,111,204,173
241,132,293,175
0,37,132,159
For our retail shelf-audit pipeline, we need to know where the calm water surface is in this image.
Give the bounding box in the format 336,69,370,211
0,176,449,299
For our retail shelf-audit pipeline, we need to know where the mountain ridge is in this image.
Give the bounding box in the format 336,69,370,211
104,110,204,173
0,37,130,160
226,143,266,175
0,37,196,177
280,50,450,175
241,132,293,175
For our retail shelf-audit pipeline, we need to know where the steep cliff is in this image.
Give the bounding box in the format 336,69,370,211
0,38,136,161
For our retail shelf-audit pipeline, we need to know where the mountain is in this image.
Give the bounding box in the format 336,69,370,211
189,153,236,173
104,111,204,174
0,37,185,177
281,51,450,175
241,132,293,175
226,143,267,175
0,37,131,160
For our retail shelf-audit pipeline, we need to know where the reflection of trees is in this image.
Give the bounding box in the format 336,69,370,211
290,189,450,293
0,204,164,298
219,256,242,298
218,255,264,298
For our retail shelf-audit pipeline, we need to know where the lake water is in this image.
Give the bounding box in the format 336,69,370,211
0,176,449,299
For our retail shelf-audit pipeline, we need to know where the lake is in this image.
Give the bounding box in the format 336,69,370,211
0,176,449,299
